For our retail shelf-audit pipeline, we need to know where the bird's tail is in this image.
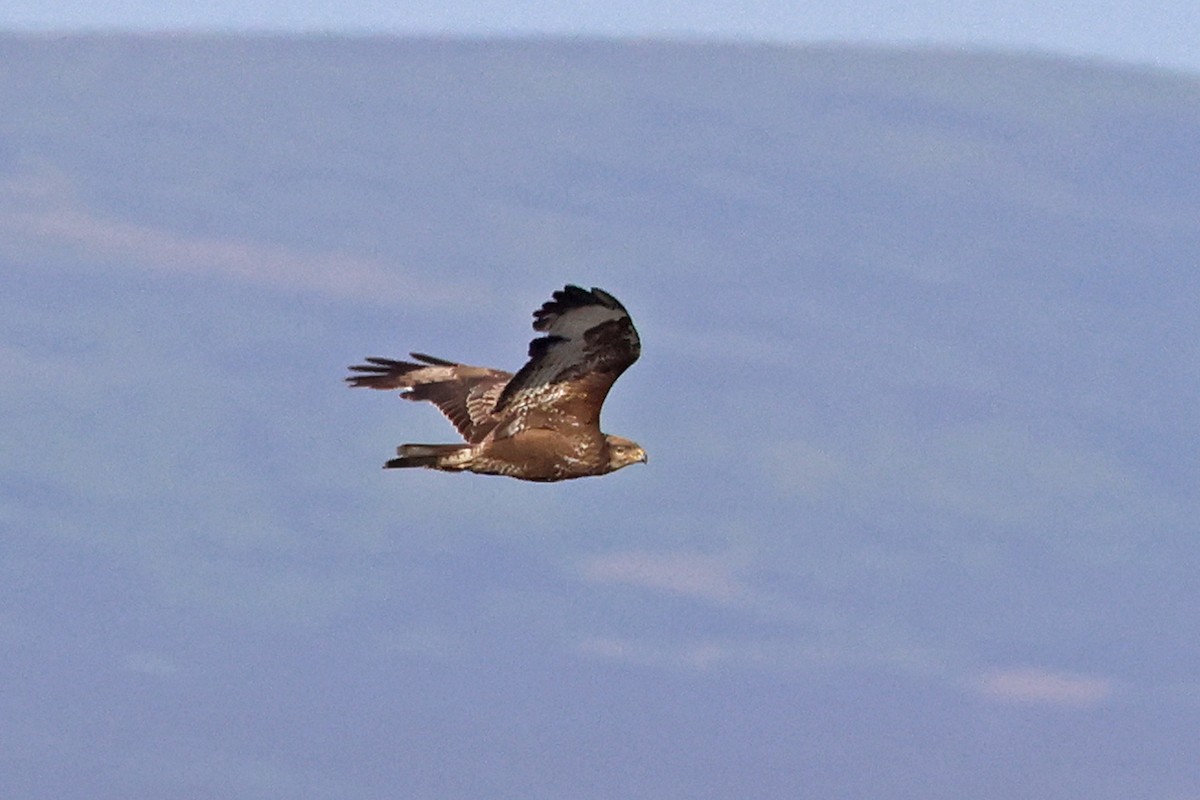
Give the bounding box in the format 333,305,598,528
384,443,473,470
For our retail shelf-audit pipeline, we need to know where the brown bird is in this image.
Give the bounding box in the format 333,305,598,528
347,285,646,481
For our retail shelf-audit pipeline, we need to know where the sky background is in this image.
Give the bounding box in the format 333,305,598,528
2,20,1199,800
5,0,1200,75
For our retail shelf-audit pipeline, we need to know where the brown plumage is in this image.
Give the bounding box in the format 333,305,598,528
347,285,646,481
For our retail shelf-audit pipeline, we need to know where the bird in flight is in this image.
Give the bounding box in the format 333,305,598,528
347,285,646,481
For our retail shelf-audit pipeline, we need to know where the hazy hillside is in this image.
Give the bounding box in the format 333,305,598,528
2,35,1199,799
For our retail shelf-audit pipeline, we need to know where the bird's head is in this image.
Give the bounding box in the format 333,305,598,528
604,434,648,472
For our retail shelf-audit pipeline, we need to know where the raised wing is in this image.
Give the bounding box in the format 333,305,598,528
346,353,511,443
494,285,640,426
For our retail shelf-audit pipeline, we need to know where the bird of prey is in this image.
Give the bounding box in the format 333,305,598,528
347,285,646,481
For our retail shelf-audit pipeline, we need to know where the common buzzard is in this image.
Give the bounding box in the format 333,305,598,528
347,285,646,481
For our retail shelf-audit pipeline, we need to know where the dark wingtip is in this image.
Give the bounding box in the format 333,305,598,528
409,352,458,366
532,285,625,330
346,355,455,388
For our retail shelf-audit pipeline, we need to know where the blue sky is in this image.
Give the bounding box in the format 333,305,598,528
6,0,1200,75
3,33,1199,800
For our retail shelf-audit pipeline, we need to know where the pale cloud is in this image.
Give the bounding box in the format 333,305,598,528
578,639,1117,706
573,550,961,678
573,632,949,676
576,636,742,670
0,171,481,311
578,550,749,604
977,666,1114,707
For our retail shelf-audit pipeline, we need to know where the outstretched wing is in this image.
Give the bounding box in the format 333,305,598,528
346,353,510,443
494,285,640,427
